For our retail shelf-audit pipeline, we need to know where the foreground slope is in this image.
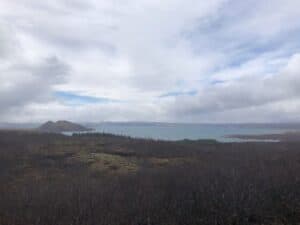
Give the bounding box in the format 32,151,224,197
0,130,299,225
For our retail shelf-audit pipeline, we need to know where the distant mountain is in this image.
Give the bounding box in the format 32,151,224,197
37,121,92,133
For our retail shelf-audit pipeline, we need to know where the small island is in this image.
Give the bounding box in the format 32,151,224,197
37,120,92,133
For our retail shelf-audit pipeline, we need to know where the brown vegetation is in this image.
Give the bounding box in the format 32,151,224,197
0,130,299,225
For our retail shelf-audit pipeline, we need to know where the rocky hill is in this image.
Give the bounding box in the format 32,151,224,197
37,120,92,133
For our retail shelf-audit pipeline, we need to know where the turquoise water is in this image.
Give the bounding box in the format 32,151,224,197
84,123,297,142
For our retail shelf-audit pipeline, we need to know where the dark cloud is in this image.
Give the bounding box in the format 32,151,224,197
0,57,69,114
0,26,17,59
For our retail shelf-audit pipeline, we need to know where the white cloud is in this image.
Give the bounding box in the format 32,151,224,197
0,0,300,122
168,54,300,120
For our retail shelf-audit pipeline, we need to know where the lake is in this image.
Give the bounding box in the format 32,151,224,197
84,123,299,142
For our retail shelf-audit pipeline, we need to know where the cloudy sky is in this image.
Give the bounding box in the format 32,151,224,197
1,0,300,123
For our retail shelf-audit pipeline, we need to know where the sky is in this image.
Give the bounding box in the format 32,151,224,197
1,0,300,123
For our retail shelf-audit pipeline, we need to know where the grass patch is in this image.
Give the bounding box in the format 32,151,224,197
74,152,138,174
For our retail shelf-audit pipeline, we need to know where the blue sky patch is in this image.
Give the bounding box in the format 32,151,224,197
210,80,225,85
55,91,118,105
159,90,197,98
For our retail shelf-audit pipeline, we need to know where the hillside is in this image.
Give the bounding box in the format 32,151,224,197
0,130,299,225
37,120,92,133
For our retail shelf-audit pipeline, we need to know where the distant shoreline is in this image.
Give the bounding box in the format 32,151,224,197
2,124,300,142
227,131,300,142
